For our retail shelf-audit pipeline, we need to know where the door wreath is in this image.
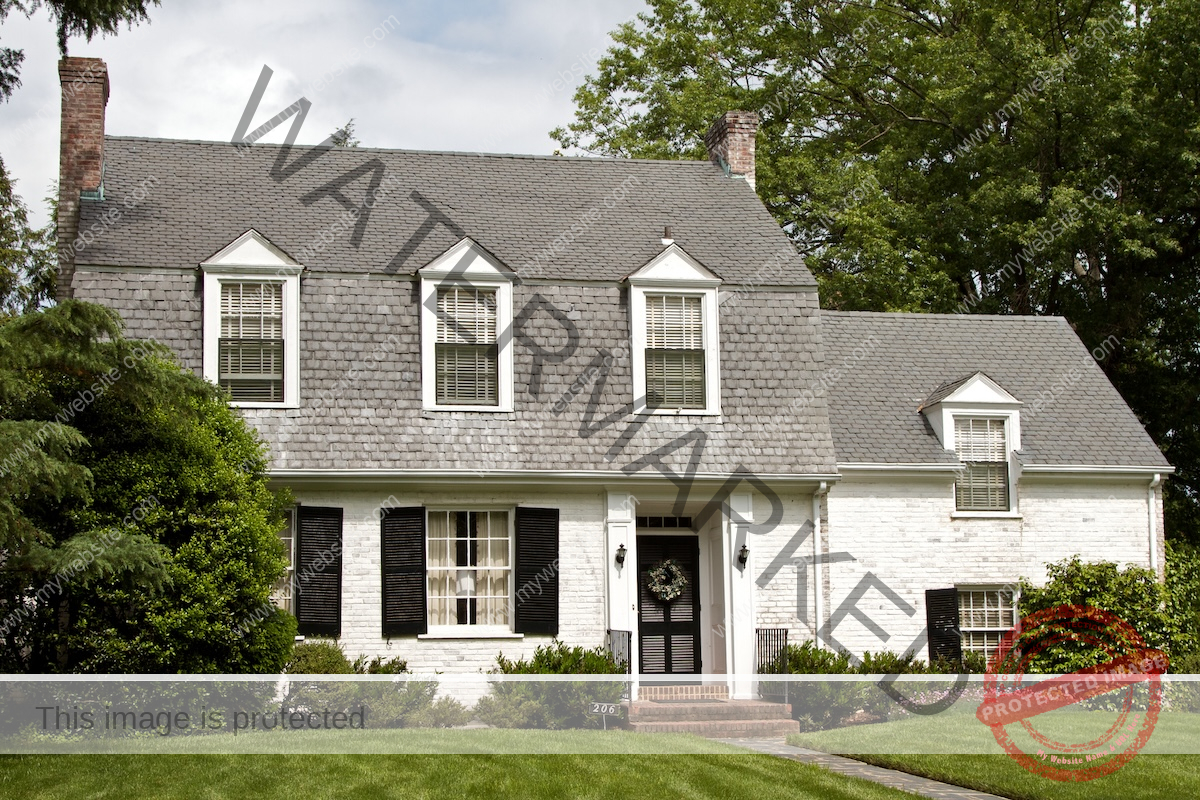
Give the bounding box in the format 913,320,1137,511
647,559,689,603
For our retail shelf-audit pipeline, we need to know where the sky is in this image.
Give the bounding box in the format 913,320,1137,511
0,0,646,228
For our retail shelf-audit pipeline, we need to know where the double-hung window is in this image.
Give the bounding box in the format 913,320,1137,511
645,294,706,409
427,510,510,628
954,417,1010,511
201,230,302,409
435,287,498,406
958,588,1017,658
220,282,285,402
628,245,722,415
419,239,515,411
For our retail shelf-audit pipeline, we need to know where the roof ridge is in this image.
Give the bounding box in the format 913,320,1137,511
822,309,1069,323
104,135,716,167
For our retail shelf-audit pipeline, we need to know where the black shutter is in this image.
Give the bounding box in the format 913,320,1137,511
514,507,559,635
382,507,427,636
295,506,343,636
926,587,962,663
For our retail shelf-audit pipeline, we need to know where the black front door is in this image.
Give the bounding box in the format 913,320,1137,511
637,535,702,674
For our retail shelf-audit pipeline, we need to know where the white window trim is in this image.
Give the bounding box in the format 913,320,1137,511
947,410,1021,515
419,240,515,412
956,584,1020,656
201,265,302,409
424,505,515,636
271,506,296,613
630,283,722,416
628,244,722,416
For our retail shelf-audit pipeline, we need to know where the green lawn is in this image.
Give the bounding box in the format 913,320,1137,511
792,709,1200,800
0,751,919,800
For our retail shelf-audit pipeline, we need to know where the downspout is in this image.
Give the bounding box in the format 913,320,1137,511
1149,474,1162,575
813,481,829,648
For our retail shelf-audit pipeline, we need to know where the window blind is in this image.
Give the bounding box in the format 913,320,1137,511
645,295,705,409
435,287,498,405
219,282,284,402
954,417,1009,511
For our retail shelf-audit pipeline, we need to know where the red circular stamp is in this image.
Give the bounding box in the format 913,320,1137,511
975,604,1167,782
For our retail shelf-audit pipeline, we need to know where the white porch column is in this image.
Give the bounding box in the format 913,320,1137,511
605,490,638,681
726,491,756,699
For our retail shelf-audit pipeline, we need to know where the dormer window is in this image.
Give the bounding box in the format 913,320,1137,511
435,286,499,406
919,372,1022,516
420,238,514,412
220,282,285,402
201,230,302,409
629,244,722,415
954,417,1009,511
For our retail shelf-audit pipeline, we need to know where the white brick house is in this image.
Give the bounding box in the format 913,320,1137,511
57,57,1171,694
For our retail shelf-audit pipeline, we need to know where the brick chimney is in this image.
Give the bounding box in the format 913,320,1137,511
57,57,109,300
704,110,759,192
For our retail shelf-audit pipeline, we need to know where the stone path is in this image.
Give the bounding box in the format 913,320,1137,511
715,738,1010,799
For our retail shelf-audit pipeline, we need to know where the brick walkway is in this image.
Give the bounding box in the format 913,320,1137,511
715,738,1010,800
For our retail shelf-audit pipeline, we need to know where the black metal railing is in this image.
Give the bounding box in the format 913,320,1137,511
756,628,789,703
607,629,633,674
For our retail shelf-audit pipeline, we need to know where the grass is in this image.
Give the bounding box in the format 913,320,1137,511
791,708,1200,800
6,728,746,755
0,733,921,800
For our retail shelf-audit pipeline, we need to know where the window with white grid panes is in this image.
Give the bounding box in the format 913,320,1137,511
426,510,510,627
954,417,1010,511
958,588,1017,658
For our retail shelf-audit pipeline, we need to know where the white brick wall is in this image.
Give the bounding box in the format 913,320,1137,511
288,485,607,677
283,474,1161,676
822,473,1160,659
750,490,817,639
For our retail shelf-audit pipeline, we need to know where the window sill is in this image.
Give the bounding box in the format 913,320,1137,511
231,401,299,410
422,405,514,414
632,408,723,419
418,630,525,640
951,511,1022,520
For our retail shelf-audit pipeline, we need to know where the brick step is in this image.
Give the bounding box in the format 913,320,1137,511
628,700,793,722
637,684,729,702
629,718,801,737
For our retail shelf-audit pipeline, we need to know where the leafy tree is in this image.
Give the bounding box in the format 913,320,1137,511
3,1,158,59
0,301,294,672
0,156,54,315
330,118,360,148
1,1,161,304
556,0,1200,543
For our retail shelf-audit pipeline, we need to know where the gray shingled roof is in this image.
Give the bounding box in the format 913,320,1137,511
919,374,976,410
77,137,815,286
821,311,1170,467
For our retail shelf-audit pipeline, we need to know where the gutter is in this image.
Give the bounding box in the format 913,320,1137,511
1149,473,1163,574
268,468,843,486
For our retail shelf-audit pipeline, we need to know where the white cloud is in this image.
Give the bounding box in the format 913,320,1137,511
0,0,644,227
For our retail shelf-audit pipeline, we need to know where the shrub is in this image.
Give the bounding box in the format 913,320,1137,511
353,655,409,674
283,643,466,728
475,641,626,730
771,642,988,729
1167,542,1200,658
285,641,354,674
1019,556,1175,673
494,640,627,675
